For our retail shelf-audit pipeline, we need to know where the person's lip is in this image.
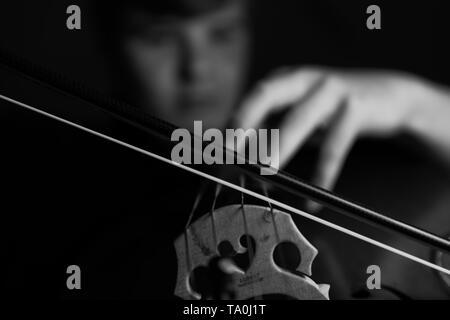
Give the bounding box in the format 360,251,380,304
180,92,218,108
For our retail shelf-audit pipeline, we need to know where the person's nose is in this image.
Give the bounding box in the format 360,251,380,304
178,35,212,84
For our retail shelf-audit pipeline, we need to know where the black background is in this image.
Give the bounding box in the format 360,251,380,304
2,0,450,300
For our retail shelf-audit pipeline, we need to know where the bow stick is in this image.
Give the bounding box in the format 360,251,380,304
1,51,450,276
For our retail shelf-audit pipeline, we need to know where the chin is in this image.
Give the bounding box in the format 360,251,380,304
172,108,232,130
172,117,227,131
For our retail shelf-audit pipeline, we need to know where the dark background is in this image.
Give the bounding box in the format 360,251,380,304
2,1,450,299
1,0,450,92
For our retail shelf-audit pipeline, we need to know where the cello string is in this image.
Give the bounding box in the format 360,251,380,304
183,185,205,299
240,176,255,264
261,183,297,298
209,183,238,299
3,92,450,276
185,185,205,229
209,183,222,253
239,176,259,300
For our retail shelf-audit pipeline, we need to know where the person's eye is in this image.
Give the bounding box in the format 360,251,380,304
142,28,176,46
210,25,242,44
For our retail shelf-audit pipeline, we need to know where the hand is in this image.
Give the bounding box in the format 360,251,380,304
233,66,450,205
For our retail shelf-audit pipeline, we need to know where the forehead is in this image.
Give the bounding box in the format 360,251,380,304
121,0,247,35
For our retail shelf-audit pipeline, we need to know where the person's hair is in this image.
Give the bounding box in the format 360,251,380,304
93,0,244,38
116,0,238,18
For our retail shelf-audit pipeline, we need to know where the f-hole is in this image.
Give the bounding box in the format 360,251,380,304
216,235,256,271
273,241,302,273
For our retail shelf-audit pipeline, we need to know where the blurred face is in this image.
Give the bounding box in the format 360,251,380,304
120,2,250,129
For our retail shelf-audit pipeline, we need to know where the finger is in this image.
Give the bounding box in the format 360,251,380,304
278,76,347,169
306,106,357,212
234,68,325,131
218,258,245,275
315,108,357,190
